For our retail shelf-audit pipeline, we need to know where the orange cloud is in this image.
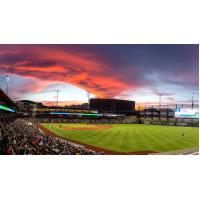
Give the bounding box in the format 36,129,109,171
16,65,66,73
42,101,86,107
0,45,133,97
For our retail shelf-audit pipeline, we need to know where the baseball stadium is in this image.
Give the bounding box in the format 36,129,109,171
0,88,199,155
0,44,199,155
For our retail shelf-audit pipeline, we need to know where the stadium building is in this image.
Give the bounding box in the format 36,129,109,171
140,107,175,120
16,100,43,112
0,88,199,155
89,98,135,113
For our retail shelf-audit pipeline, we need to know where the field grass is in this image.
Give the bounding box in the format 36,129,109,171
40,123,199,153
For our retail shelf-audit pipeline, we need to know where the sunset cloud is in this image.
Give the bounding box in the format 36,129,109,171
0,44,198,104
0,45,135,97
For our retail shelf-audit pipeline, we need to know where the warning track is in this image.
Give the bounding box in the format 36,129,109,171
57,124,112,131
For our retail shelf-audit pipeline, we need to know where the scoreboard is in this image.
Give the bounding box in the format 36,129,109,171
175,108,199,118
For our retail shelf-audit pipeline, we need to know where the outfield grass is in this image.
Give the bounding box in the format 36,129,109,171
41,123,199,153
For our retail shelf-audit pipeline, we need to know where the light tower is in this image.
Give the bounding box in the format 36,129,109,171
192,92,198,109
86,92,90,109
192,93,194,109
54,90,60,107
6,75,10,96
159,94,162,109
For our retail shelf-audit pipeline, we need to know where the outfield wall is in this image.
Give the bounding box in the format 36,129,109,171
142,118,199,127
31,116,199,127
34,117,139,124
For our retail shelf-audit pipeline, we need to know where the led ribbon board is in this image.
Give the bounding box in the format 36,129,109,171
50,112,102,116
49,112,122,117
0,104,15,112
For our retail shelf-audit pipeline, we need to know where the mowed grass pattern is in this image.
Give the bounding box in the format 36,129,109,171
41,123,199,153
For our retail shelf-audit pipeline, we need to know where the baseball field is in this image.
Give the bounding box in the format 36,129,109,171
40,123,199,154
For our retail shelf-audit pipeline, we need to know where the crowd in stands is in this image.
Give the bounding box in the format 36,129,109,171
0,117,104,155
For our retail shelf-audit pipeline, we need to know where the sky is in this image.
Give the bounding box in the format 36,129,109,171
0,44,199,106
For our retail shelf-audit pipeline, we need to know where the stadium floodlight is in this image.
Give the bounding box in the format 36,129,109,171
6,75,10,96
192,92,198,109
86,92,90,109
54,90,60,107
159,94,162,109
192,94,194,109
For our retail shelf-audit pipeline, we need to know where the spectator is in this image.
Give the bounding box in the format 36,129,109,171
0,117,104,155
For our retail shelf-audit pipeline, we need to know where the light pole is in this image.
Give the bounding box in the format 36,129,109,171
192,93,194,109
86,92,90,109
192,92,198,109
6,75,10,96
54,90,60,107
159,94,162,109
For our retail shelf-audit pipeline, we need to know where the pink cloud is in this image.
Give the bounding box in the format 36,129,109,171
0,45,134,98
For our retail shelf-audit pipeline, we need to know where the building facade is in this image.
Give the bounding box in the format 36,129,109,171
89,98,135,113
